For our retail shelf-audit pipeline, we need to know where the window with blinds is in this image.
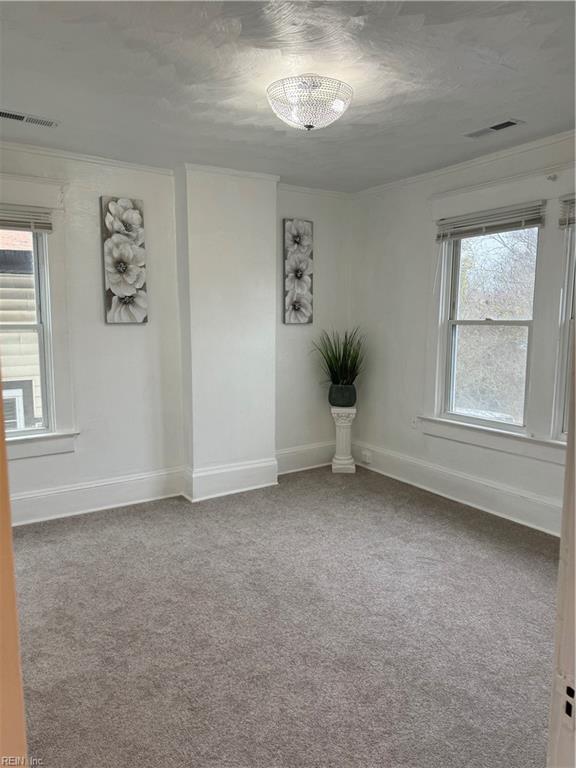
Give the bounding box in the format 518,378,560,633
0,227,52,435
0,203,53,232
437,202,543,429
434,193,576,440
436,200,546,241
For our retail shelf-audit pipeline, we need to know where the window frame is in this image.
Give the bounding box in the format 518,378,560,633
441,227,539,433
0,230,55,437
554,223,575,439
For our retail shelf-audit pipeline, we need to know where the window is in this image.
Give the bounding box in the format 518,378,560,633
426,191,574,456
0,228,52,436
435,200,547,433
558,196,575,436
446,227,538,427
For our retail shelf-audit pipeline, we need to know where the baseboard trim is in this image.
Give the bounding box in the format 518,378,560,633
11,467,185,526
191,457,278,501
11,457,280,525
181,467,194,504
353,441,562,537
276,441,334,475
11,443,560,535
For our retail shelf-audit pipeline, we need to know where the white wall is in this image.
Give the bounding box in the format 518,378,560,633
1,147,348,519
0,144,185,522
2,133,572,534
349,133,574,535
183,166,279,499
276,185,351,473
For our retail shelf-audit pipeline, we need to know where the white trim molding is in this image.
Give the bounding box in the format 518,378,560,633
191,457,278,502
10,467,185,526
0,140,174,177
276,441,335,475
10,447,562,536
181,466,194,504
419,416,566,465
184,162,279,183
357,131,575,197
278,183,349,200
353,440,562,536
7,431,78,461
10,456,280,525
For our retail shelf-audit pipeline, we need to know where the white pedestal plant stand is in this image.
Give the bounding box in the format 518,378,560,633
331,407,357,473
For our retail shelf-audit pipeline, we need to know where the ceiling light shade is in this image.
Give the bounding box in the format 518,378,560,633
266,73,353,131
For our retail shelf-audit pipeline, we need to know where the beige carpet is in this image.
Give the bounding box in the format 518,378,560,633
14,467,558,768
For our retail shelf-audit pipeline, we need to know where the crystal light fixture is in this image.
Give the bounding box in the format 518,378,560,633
266,73,353,131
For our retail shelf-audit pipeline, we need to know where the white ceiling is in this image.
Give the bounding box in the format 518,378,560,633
0,1,573,191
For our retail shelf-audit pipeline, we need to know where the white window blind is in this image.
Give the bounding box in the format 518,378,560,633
436,200,546,242
559,195,575,228
0,203,52,232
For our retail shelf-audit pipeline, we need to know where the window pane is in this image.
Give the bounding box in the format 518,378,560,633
0,229,37,324
0,330,45,431
456,227,538,320
451,325,529,425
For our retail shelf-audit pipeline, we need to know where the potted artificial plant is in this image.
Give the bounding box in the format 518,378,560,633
313,328,365,407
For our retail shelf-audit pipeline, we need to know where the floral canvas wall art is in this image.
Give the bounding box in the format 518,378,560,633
100,196,148,324
284,218,313,324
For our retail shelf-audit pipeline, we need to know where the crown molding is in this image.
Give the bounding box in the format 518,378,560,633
184,162,279,183
356,131,576,198
2,132,572,200
0,141,174,177
428,162,575,201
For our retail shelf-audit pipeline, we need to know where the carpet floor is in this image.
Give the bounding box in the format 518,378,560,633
14,467,558,768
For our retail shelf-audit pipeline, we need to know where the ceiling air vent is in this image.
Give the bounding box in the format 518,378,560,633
0,108,59,128
0,110,25,122
465,118,525,139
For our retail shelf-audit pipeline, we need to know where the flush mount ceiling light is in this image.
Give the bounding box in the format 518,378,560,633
266,73,353,131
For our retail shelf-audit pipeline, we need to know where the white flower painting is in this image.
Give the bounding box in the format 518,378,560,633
283,218,313,324
101,197,148,324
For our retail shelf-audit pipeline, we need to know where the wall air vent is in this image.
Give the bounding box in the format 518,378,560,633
0,108,59,128
465,118,525,139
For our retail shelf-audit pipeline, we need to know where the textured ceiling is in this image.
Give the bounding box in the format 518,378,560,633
0,1,573,191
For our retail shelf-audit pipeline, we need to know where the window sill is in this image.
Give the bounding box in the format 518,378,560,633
418,416,566,466
6,431,79,461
